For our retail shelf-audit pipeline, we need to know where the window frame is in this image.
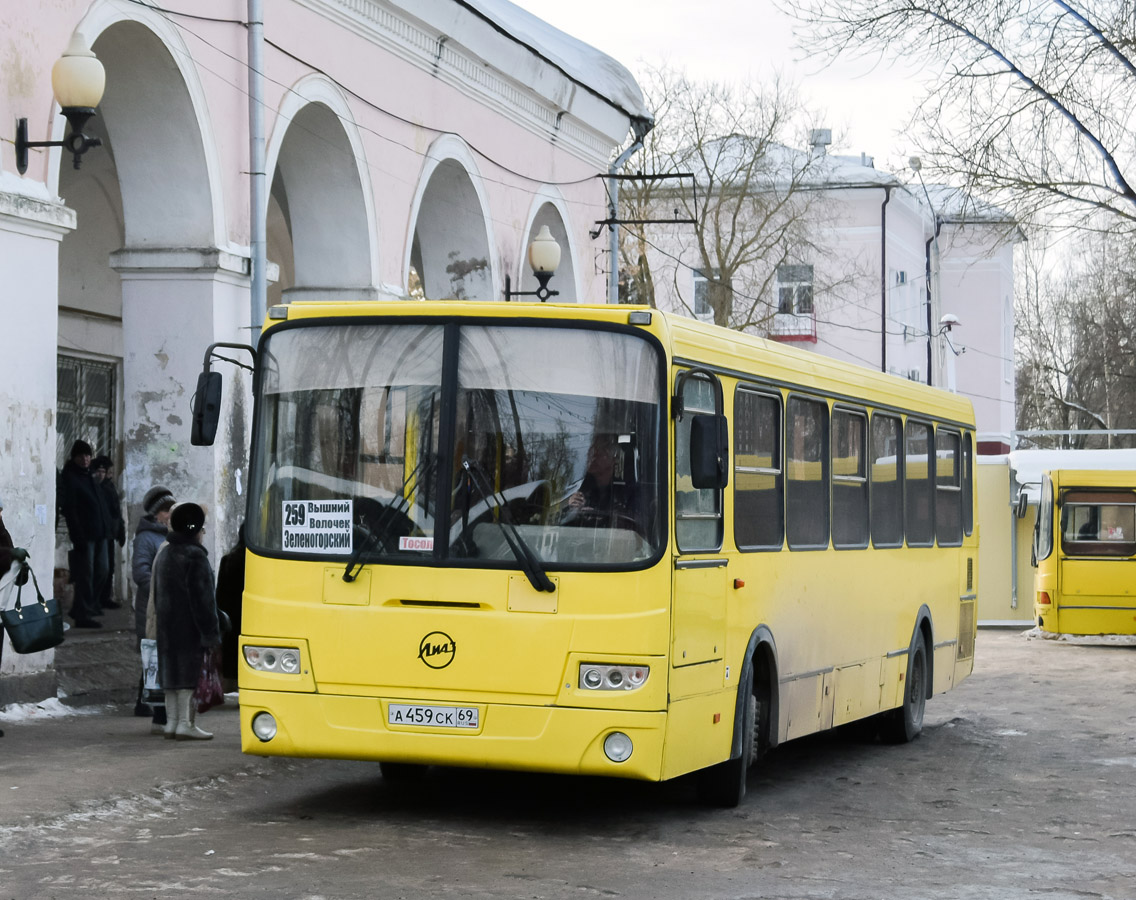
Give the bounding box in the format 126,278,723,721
903,417,936,548
869,412,905,549
785,392,830,551
831,405,870,550
934,427,963,547
733,385,784,552
674,370,725,553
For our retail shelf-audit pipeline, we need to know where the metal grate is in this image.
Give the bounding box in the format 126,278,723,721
967,557,974,592
56,356,116,469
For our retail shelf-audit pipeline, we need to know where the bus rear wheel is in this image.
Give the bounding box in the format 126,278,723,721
882,637,927,743
696,683,757,808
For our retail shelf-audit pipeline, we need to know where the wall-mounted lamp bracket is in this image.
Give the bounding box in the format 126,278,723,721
15,109,103,175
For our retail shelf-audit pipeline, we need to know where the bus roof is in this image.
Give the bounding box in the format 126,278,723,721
267,299,975,426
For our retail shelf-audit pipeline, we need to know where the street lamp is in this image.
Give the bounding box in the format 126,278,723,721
504,225,561,302
15,33,106,175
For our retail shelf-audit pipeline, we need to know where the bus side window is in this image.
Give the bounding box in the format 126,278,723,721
935,428,962,546
870,413,903,548
734,387,783,550
786,395,829,550
675,375,723,552
1035,475,1053,563
831,408,868,549
904,419,935,547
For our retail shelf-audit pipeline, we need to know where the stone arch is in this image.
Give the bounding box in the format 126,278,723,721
520,190,580,302
266,77,378,304
61,3,224,246
407,137,496,301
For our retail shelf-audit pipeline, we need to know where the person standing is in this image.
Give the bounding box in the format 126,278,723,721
214,524,246,690
57,440,108,628
153,502,220,741
92,456,125,611
132,485,175,727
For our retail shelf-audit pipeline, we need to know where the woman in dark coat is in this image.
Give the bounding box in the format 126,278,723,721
153,502,220,741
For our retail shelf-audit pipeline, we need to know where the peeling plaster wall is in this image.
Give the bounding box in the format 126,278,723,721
0,186,73,694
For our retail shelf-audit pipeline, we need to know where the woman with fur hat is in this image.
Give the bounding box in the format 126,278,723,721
131,485,175,727
152,501,221,741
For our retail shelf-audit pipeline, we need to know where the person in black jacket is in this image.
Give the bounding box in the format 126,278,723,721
153,502,221,741
58,440,109,628
92,456,125,612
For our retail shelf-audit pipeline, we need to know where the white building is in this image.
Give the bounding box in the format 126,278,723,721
0,0,648,703
641,136,1019,453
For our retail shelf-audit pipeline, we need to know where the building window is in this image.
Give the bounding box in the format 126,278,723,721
776,264,814,314
693,268,726,318
56,356,115,469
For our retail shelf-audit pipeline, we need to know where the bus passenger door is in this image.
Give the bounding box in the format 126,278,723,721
671,370,728,696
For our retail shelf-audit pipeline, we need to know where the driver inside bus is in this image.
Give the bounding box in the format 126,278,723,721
567,435,637,528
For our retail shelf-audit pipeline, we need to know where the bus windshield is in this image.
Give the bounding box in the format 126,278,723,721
248,321,664,568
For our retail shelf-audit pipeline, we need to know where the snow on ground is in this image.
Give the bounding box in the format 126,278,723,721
1021,626,1136,646
0,697,106,723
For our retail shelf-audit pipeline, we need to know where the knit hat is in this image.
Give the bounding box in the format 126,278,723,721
142,486,175,516
170,502,206,535
92,455,112,472
70,439,93,459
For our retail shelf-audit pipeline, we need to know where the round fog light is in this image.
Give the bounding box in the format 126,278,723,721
603,731,633,763
252,712,278,742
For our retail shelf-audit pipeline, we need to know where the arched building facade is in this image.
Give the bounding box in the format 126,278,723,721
0,0,649,702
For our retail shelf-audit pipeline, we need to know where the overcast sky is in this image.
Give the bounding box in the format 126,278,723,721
513,0,930,172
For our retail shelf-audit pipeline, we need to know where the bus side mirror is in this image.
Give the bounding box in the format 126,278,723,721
1015,492,1029,519
190,371,223,446
690,414,728,490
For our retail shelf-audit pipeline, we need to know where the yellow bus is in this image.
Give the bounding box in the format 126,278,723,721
192,301,978,806
1032,469,1136,635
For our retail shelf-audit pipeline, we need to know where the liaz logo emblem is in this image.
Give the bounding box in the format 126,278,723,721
418,631,456,669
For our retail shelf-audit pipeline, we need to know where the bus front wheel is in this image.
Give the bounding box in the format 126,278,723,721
882,637,927,743
696,681,757,808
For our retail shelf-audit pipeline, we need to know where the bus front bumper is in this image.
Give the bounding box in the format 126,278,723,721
239,688,667,781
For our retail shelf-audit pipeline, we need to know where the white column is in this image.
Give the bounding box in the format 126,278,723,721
112,248,253,557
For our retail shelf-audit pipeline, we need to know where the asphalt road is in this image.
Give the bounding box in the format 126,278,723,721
1,629,1134,899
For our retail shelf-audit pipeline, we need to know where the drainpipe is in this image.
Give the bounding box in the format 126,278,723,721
924,217,943,385
608,117,653,304
880,186,892,373
248,0,266,342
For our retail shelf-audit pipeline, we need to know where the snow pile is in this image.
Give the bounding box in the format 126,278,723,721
0,697,105,723
1021,626,1136,646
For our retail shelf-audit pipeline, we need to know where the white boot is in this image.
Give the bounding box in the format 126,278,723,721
175,690,213,741
163,691,179,740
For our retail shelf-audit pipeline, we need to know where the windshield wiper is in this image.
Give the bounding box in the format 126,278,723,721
343,456,434,582
461,457,556,593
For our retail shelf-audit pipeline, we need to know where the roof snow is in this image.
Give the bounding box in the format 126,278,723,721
457,0,651,123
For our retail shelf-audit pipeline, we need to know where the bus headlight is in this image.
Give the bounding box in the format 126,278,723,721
252,712,277,742
244,645,301,674
579,664,649,691
603,731,633,762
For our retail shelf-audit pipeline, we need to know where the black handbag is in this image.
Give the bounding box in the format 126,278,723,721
1,563,65,654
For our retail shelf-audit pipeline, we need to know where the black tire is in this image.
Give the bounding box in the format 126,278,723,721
696,678,757,808
882,636,927,743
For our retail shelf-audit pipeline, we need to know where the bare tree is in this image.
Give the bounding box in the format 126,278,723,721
616,67,835,331
783,0,1136,234
1016,231,1136,446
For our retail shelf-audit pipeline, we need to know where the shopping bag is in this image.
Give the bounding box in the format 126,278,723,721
139,638,164,704
194,646,225,713
1,563,65,654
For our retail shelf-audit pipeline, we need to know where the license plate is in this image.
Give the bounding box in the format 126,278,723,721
388,703,479,729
